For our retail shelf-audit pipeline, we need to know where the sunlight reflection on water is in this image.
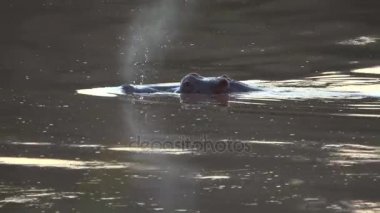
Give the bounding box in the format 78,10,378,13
0,157,130,169
323,144,380,166
330,113,380,118
243,140,294,145
352,66,380,75
194,175,230,180
77,87,123,97
0,185,83,207
9,142,52,146
108,147,193,155
328,200,380,213
338,36,378,46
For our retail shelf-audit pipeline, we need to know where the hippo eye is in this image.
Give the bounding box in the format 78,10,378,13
218,79,229,87
181,81,194,93
213,78,229,94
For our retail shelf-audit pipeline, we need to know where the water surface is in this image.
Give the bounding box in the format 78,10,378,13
1,0,380,212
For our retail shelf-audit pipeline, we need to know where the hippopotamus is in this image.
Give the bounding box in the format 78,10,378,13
122,73,260,94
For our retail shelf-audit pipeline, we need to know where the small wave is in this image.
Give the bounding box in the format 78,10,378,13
323,144,380,166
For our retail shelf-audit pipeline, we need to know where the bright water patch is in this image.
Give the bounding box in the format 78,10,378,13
8,142,52,146
77,86,124,97
328,200,380,213
0,185,83,208
323,144,380,166
0,157,130,169
338,36,378,46
194,175,230,180
243,140,294,145
352,66,380,75
108,146,193,155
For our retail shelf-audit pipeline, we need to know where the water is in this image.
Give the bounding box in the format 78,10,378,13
1,0,380,212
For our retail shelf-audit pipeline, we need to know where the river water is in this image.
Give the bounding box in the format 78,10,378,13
0,0,379,212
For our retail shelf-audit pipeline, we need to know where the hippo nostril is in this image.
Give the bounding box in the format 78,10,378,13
184,81,191,87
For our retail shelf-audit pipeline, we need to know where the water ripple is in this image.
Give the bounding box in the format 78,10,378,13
338,36,378,46
323,144,380,166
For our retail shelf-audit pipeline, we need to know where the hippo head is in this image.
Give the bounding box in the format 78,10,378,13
179,73,231,94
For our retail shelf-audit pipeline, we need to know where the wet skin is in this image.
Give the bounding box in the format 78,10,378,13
122,73,260,94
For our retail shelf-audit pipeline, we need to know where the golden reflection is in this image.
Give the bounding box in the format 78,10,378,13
338,36,378,46
348,104,380,110
339,200,380,213
9,142,52,146
320,71,342,75
108,147,193,155
352,66,380,75
76,87,123,97
331,113,380,118
68,144,105,148
194,175,230,180
0,189,83,205
330,84,380,95
308,74,351,79
229,101,267,105
244,140,293,145
0,197,37,204
0,157,129,169
324,144,380,165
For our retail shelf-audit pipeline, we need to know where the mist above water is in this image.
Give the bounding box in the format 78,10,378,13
122,0,188,84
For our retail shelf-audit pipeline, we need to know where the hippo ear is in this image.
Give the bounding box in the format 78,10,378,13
221,74,231,80
189,73,201,77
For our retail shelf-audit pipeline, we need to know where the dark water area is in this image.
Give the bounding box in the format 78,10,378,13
1,0,380,212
